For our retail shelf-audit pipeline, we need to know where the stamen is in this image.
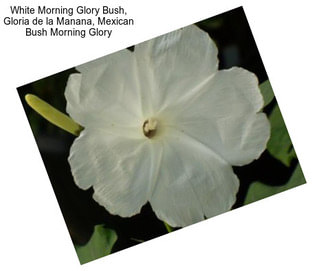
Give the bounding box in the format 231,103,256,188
143,118,158,138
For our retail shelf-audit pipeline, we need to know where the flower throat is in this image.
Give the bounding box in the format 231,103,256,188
143,118,158,138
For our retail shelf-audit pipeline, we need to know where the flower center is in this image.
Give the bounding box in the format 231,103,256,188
143,118,158,138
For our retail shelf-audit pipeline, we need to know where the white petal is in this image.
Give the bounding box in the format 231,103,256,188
68,129,153,217
169,67,270,166
65,49,144,127
149,129,239,227
134,25,219,113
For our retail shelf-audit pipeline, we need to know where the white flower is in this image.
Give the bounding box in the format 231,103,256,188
65,25,270,227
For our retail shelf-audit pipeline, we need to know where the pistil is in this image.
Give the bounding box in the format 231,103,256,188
143,118,158,138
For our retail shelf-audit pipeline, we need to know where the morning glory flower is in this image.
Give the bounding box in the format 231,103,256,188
64,25,270,227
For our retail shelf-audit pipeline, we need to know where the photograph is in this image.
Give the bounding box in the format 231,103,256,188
17,7,306,264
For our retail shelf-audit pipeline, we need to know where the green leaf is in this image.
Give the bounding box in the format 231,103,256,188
244,163,306,205
75,225,117,265
259,80,275,107
267,104,296,166
25,94,83,136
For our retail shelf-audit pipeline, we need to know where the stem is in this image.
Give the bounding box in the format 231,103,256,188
164,221,173,233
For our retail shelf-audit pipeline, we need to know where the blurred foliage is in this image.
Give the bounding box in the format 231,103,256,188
75,225,117,264
244,79,304,204
267,104,297,167
259,80,275,107
244,164,306,205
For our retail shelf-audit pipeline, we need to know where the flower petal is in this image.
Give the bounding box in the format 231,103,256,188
68,129,153,217
169,67,270,166
149,129,239,227
134,25,219,113
65,49,144,128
